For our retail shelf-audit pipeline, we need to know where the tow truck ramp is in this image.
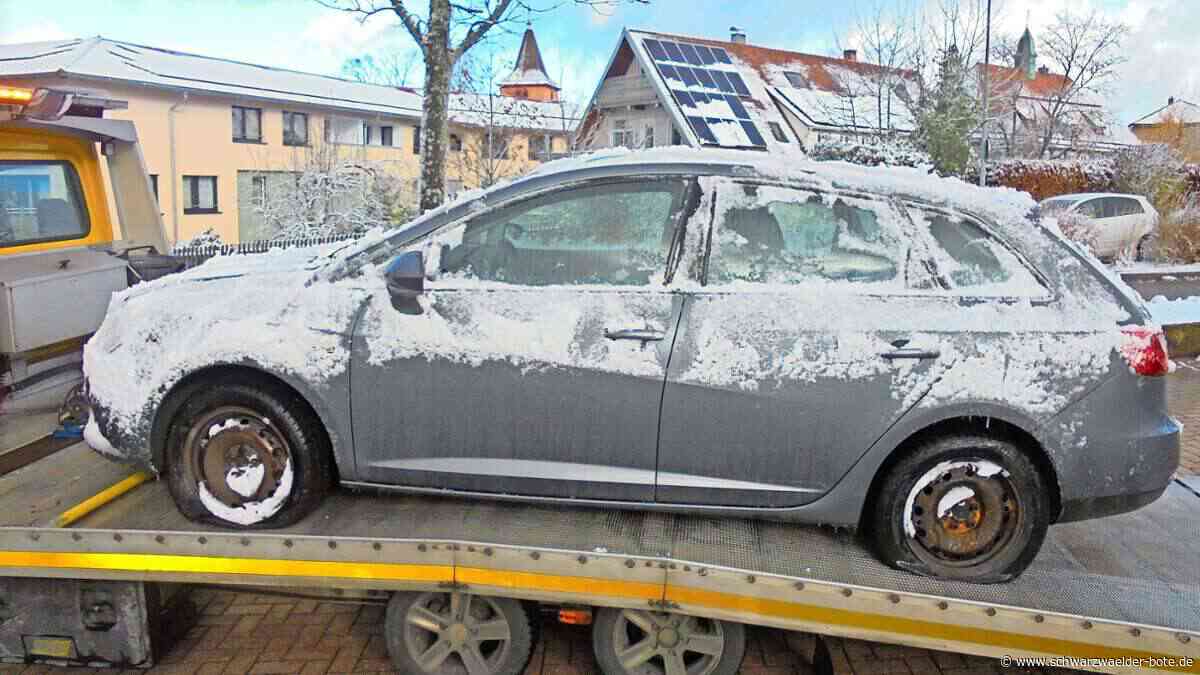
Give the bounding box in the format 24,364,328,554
0,445,1197,673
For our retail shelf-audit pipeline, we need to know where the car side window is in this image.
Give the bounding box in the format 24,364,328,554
907,207,1046,296
431,179,686,287
1076,199,1103,219
707,183,904,286
1121,198,1145,216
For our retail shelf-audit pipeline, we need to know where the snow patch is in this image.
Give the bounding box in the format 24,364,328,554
83,414,118,458
903,460,1007,537
1147,295,1200,325
225,462,266,499
936,485,977,518
198,458,293,526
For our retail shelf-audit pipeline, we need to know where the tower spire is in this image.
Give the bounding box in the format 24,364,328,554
499,26,561,101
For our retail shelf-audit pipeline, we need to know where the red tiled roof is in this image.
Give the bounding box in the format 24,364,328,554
637,30,917,94
979,63,1072,99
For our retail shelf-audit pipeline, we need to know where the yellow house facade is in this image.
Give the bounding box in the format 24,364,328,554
1129,97,1200,163
0,36,576,244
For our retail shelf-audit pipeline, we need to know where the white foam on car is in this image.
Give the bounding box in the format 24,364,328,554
198,458,293,526
936,485,978,518
902,460,1007,538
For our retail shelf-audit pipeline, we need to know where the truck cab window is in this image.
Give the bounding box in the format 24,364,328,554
0,161,89,247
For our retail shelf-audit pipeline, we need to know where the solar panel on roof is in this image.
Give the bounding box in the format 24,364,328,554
726,72,752,97
644,38,668,61
679,42,704,65
724,95,750,120
691,67,716,89
662,41,686,63
644,36,767,150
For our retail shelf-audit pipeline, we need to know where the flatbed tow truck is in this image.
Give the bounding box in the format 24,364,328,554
0,88,1196,675
0,441,1196,673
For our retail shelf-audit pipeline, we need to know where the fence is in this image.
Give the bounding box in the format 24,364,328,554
170,233,364,269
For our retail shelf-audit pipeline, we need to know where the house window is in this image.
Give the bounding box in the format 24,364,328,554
283,111,308,146
413,125,421,154
449,134,463,152
528,134,552,161
381,126,394,147
672,128,683,145
784,71,810,89
612,119,635,148
149,174,159,204
768,122,790,143
251,175,267,207
232,106,262,142
363,123,374,145
183,176,218,214
644,125,655,148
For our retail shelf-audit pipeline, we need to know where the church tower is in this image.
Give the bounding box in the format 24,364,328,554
1014,26,1037,80
499,27,561,102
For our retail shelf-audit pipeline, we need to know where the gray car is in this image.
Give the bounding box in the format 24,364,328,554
84,149,1180,582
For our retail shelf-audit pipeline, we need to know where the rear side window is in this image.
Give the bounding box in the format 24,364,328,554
708,183,904,286
908,207,1046,296
0,161,90,248
1118,197,1145,216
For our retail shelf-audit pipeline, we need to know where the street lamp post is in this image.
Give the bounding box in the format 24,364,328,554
978,0,992,187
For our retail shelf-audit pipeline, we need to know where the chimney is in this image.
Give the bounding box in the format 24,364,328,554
730,26,747,44
1169,96,1176,105
1037,65,1049,75
843,49,858,62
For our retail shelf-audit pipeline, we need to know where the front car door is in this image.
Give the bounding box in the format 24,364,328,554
656,179,946,507
350,176,696,502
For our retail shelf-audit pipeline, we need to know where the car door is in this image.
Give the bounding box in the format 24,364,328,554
1079,197,1124,258
350,176,695,502
655,180,946,507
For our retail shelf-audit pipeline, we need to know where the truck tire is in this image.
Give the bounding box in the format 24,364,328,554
385,591,534,675
867,433,1049,583
592,607,745,675
164,380,330,528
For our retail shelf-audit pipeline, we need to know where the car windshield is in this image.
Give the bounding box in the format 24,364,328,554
1039,198,1079,216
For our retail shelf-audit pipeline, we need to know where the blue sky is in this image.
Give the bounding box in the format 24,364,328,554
0,0,1194,126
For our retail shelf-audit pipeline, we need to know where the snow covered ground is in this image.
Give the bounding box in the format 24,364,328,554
1115,262,1200,276
1147,295,1200,325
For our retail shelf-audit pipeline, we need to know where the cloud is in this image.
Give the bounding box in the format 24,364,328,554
0,19,70,45
300,9,395,64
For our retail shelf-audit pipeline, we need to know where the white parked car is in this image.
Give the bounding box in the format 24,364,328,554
1039,193,1160,260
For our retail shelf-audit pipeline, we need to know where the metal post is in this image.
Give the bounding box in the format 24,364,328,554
978,0,992,186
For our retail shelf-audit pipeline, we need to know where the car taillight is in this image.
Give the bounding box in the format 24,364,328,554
1120,326,1170,377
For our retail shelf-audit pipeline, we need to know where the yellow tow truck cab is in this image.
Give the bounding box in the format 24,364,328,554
0,85,171,451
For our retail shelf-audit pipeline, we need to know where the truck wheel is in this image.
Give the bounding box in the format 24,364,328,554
385,591,534,675
165,380,330,528
592,607,745,675
867,434,1049,583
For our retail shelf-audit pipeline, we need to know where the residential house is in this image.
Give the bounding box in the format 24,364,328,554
576,28,920,155
1129,98,1200,162
0,33,576,243
977,27,1125,158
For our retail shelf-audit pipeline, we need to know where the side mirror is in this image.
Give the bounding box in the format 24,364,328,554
385,250,424,315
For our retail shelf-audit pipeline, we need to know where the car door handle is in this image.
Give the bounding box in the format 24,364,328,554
881,347,940,360
605,328,665,342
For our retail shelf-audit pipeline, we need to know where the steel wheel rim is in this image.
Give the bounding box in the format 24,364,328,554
184,406,291,508
611,609,725,675
402,592,513,675
905,459,1023,569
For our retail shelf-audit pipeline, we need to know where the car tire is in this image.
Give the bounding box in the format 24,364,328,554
867,433,1049,583
164,379,331,528
385,591,534,675
592,607,745,675
1136,233,1155,262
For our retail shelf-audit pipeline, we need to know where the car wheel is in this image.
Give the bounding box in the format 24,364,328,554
1136,233,1155,262
165,380,331,528
592,607,745,675
867,434,1049,583
385,591,534,675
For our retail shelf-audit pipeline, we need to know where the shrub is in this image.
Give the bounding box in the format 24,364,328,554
810,137,933,169
1156,195,1200,263
971,159,1114,201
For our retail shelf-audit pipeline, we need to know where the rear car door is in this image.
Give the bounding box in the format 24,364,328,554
350,176,696,502
656,180,946,507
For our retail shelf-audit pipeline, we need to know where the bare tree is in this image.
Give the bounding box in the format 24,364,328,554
318,0,645,214
341,50,422,88
248,139,412,240
848,0,917,133
1026,9,1128,158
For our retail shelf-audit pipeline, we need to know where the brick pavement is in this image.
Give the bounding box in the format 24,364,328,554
1168,358,1200,474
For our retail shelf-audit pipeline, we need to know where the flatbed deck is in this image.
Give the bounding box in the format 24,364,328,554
1,445,1198,673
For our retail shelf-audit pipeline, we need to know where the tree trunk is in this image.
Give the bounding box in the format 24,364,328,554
419,0,452,212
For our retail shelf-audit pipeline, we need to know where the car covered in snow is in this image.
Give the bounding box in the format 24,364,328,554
1038,193,1159,261
83,148,1180,582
